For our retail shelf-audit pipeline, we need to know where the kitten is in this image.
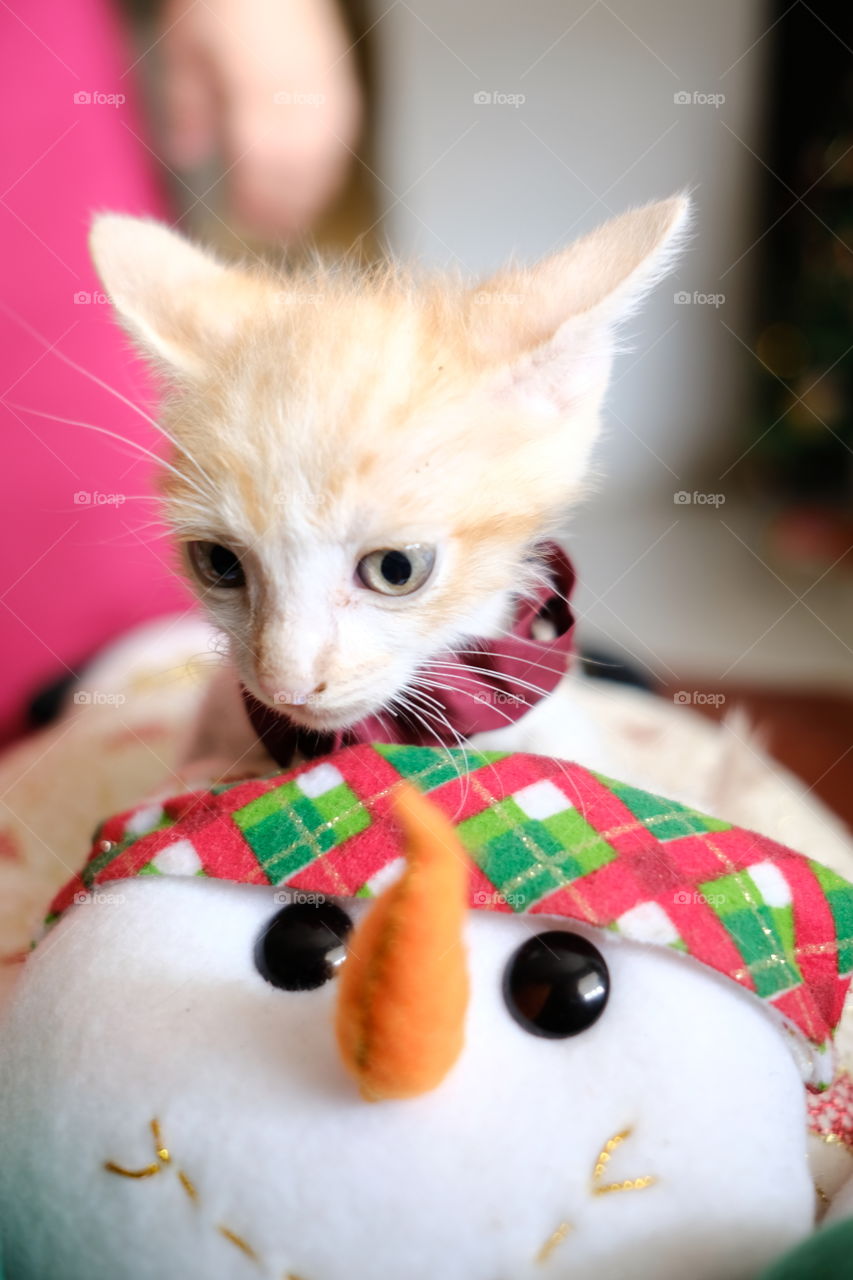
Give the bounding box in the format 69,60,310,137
90,197,693,791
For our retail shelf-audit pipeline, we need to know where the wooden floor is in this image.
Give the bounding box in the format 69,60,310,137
660,684,853,830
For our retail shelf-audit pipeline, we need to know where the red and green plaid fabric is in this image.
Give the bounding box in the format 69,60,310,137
808,1070,853,1151
49,744,853,1086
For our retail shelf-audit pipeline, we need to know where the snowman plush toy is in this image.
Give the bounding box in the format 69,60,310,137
1,743,852,1280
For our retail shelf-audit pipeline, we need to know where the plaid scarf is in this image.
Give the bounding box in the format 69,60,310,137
49,744,853,1089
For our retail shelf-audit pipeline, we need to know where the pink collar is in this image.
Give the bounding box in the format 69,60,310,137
242,541,576,767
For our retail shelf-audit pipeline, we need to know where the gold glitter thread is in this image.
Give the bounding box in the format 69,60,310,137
536,1221,573,1263
591,1129,655,1196
592,1128,631,1183
594,1176,656,1196
151,1119,170,1164
218,1225,259,1261
104,1121,265,1267
105,1117,173,1179
104,1161,162,1179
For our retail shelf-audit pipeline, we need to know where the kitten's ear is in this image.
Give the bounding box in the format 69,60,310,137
89,215,265,376
477,194,690,415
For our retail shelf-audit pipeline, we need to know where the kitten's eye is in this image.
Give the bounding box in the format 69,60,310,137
503,931,609,1038
188,541,246,589
357,544,435,596
255,901,353,991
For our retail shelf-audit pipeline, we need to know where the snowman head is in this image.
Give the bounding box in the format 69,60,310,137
1,746,851,1280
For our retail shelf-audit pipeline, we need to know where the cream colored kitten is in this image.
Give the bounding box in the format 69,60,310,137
90,198,691,782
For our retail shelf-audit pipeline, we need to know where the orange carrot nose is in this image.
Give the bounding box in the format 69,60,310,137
335,784,470,1102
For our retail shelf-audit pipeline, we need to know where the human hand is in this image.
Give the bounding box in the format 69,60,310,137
158,0,363,238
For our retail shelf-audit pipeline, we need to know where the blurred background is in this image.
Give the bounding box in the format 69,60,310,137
1,0,851,819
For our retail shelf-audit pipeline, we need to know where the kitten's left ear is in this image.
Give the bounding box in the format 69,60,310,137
476,194,691,416
89,215,267,376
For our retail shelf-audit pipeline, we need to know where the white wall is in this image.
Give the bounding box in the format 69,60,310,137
370,0,770,498
363,2,852,690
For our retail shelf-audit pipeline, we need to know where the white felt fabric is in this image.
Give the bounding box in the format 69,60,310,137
0,880,814,1279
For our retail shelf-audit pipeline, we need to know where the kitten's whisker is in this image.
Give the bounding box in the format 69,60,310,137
0,301,161,426
409,672,536,711
403,679,521,806
118,521,175,539
408,677,535,728
404,685,470,766
0,299,215,491
9,404,210,503
486,624,578,658
420,662,553,701
513,573,575,612
441,653,563,693
390,690,456,763
425,657,554,692
457,616,573,654
395,687,470,807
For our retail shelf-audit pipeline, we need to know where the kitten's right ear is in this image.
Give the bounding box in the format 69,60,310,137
89,215,264,376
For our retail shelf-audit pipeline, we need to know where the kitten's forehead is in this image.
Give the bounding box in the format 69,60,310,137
162,273,587,553
168,292,502,536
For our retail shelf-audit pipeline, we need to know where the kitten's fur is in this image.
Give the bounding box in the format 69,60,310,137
91,198,693,787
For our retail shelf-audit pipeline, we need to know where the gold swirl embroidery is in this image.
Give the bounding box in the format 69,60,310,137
104,1118,171,1179
151,1118,171,1164
104,1118,306,1272
592,1128,656,1197
103,1160,161,1180
218,1225,259,1261
533,1128,656,1263
536,1221,573,1262
594,1176,656,1196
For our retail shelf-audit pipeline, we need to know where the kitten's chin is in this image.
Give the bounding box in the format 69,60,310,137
253,693,381,735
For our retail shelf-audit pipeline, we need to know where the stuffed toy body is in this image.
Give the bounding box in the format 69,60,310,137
1,745,852,1279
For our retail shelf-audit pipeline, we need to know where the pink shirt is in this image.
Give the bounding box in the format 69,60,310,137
0,0,190,745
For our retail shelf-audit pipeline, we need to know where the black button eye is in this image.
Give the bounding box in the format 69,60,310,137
255,902,353,991
503,931,609,1038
